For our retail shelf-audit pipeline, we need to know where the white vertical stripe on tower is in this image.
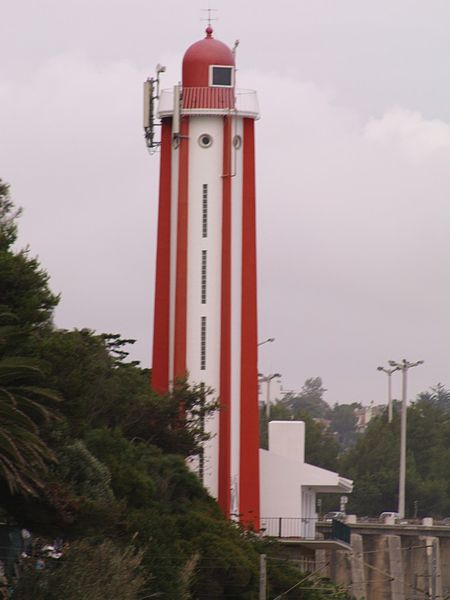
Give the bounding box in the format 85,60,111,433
168,133,180,383
186,115,223,498
230,116,243,516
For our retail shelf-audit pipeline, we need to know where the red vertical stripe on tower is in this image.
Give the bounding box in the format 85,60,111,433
218,116,232,516
174,118,190,379
151,119,172,393
239,118,260,530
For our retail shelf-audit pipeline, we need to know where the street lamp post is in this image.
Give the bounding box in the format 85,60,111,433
259,373,281,419
257,338,278,418
388,359,424,520
377,365,399,423
258,337,275,347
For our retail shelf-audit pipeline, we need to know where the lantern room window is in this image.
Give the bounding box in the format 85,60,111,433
209,65,234,87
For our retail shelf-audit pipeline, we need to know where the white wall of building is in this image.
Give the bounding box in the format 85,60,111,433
186,115,224,496
260,420,353,538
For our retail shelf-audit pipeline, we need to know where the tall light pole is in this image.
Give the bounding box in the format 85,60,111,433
258,338,277,419
377,365,399,423
258,373,281,419
388,359,424,519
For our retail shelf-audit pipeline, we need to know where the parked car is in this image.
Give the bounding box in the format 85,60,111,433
323,511,346,523
379,511,400,522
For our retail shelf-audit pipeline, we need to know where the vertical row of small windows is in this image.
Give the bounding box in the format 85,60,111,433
202,184,208,238
198,382,206,483
200,316,207,371
201,250,207,304
201,184,208,370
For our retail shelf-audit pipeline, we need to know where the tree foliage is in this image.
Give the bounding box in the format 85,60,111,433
339,391,450,517
0,316,61,495
298,410,340,471
0,180,17,250
0,180,352,599
0,180,58,335
283,377,331,418
0,183,61,497
35,328,217,457
260,403,339,471
13,539,146,600
259,401,291,449
54,440,114,504
417,382,450,413
260,376,341,470
330,402,360,448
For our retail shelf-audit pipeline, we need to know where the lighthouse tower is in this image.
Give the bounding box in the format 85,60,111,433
149,27,260,528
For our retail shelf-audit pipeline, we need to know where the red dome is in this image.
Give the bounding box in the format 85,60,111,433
182,27,235,88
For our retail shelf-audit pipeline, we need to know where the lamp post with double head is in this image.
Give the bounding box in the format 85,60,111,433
258,373,282,419
377,365,399,423
388,359,424,520
257,338,278,418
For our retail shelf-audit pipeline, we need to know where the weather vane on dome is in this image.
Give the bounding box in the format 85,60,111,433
201,7,218,27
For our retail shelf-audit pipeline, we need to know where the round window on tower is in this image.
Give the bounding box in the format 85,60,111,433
233,135,242,150
198,133,213,148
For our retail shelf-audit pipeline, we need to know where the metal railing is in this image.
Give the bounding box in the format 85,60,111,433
260,517,318,539
260,517,352,545
317,516,449,526
261,516,450,541
158,87,259,118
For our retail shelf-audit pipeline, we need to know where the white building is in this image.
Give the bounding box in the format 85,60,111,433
354,402,386,432
260,421,353,538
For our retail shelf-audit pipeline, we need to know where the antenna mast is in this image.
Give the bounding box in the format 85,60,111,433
143,64,166,154
200,6,218,27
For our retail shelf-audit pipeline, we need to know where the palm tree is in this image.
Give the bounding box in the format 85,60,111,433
0,320,61,495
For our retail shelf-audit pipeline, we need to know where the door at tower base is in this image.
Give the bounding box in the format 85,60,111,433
150,27,261,529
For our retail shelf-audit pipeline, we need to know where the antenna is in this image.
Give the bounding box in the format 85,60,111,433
172,84,182,148
143,64,166,155
200,7,218,26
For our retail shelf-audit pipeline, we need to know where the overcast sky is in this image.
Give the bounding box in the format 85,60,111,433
1,0,449,406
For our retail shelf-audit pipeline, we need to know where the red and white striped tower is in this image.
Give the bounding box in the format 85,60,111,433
150,26,260,529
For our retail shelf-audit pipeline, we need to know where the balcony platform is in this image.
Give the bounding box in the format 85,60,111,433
158,87,259,119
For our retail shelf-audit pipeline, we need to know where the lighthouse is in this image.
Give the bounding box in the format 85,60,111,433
146,26,260,528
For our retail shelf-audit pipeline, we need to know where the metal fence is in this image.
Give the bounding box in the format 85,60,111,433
260,516,449,540
158,88,259,118
260,517,318,539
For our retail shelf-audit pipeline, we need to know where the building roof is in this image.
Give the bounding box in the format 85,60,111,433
182,27,235,88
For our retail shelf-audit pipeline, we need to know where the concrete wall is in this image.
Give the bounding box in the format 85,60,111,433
310,525,450,600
